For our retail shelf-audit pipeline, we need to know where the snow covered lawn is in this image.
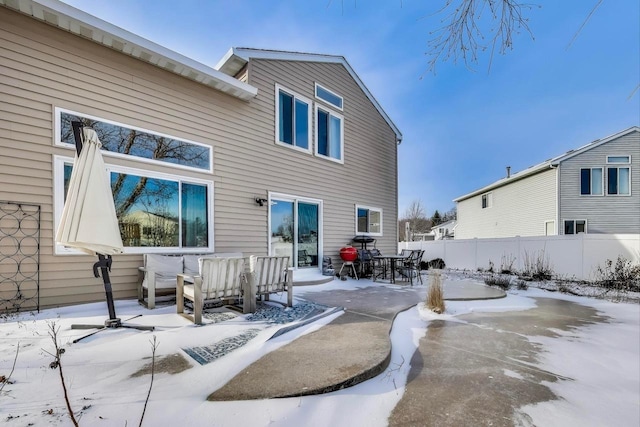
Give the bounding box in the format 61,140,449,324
0,276,638,426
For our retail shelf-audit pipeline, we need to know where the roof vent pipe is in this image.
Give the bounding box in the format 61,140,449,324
506,166,511,178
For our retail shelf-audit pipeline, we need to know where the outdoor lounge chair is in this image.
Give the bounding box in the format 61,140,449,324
138,252,242,309
246,255,293,312
176,257,249,325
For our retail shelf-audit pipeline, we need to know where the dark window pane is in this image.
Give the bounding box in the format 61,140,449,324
608,167,618,194
294,99,308,149
60,112,210,170
564,221,575,235
279,92,293,145
580,169,590,195
182,183,208,248
318,110,329,156
357,208,368,232
576,220,586,233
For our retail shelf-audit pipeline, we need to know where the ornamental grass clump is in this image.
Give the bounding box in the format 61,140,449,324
426,271,445,314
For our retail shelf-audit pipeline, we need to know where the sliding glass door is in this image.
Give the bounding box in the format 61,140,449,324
270,194,321,269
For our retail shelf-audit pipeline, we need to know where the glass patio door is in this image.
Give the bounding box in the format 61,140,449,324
270,196,320,269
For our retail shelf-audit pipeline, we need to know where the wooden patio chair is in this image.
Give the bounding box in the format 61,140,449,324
246,256,293,312
176,257,248,325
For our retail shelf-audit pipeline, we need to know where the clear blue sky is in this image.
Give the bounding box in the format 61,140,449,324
61,0,640,217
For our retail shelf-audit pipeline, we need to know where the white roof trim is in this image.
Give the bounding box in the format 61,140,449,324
454,126,640,202
1,0,258,100
216,48,402,142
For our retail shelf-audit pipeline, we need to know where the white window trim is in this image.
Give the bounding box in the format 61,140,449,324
563,219,588,235
274,84,312,154
54,107,213,173
314,105,344,164
314,82,344,111
580,167,604,196
267,192,323,269
355,204,383,237
481,192,493,209
606,165,632,196
606,155,631,164
53,155,214,255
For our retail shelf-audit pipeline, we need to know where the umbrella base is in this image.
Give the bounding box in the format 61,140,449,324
71,316,154,343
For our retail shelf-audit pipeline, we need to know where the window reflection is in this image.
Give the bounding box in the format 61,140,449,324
60,112,211,170
63,164,209,249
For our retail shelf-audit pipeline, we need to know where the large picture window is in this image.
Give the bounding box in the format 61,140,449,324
316,106,343,162
55,156,212,254
356,205,382,236
275,85,311,152
56,108,212,172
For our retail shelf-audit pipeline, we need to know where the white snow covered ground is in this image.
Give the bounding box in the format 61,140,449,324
0,274,638,426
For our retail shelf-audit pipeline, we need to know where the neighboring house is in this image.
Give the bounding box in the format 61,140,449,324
0,0,401,309
454,127,639,239
431,220,457,240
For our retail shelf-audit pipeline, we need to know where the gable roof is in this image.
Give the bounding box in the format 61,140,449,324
216,48,403,143
454,126,640,202
1,0,257,100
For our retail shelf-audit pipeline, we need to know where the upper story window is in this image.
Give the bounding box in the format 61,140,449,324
316,106,344,163
275,85,311,152
481,192,493,209
580,168,603,195
607,166,631,195
55,157,213,254
607,155,631,164
356,205,382,236
315,83,343,110
56,108,212,172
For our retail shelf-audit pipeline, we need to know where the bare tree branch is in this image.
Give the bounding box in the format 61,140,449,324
425,0,538,73
566,0,604,50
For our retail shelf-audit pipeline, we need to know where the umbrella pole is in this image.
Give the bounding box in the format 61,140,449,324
94,254,121,327
67,122,154,342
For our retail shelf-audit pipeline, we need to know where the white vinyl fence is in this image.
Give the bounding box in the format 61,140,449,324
399,234,640,281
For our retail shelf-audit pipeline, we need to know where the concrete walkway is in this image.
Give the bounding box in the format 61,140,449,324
388,297,608,426
208,277,504,401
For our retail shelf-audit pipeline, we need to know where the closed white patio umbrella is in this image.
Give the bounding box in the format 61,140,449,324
56,127,123,256
57,122,152,338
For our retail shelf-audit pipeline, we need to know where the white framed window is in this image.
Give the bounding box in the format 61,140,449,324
54,156,214,255
564,219,587,235
607,155,631,164
315,83,343,110
356,205,382,236
580,168,603,195
481,192,493,209
315,105,344,163
275,84,312,152
55,108,212,173
607,166,631,195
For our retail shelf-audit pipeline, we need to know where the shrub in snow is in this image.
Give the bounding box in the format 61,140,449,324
426,271,445,314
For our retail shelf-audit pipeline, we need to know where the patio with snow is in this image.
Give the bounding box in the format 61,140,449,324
1,271,638,427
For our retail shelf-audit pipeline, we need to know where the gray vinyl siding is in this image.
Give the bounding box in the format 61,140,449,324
455,168,557,239
0,7,397,309
558,131,640,234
